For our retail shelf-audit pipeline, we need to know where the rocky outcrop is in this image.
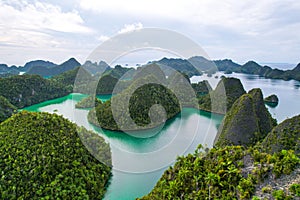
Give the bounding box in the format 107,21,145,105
264,94,279,107
199,77,246,114
214,88,276,147
261,114,300,154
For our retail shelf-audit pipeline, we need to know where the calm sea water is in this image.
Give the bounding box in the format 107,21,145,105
24,72,300,199
191,72,300,122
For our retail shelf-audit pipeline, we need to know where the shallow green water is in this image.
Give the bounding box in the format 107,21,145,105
23,93,222,199
23,73,300,199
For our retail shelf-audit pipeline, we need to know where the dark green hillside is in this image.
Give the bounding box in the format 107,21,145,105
248,89,277,136
0,64,21,75
89,75,180,131
0,75,69,108
0,111,111,199
82,60,110,75
21,60,56,72
214,59,242,73
188,56,216,72
133,63,166,84
128,83,180,127
0,96,16,122
27,58,81,77
168,71,198,107
214,94,260,147
241,61,262,74
75,95,102,109
198,77,246,114
140,145,300,200
103,65,134,79
191,80,212,96
0,67,94,109
261,114,300,154
96,75,119,94
156,57,202,77
264,94,279,108
215,88,276,147
51,67,92,94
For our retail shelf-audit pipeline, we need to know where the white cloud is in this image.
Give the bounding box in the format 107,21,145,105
78,0,300,36
0,0,93,34
96,35,110,42
118,23,143,34
0,0,95,65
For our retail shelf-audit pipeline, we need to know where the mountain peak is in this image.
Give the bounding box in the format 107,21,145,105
292,63,300,72
62,58,80,66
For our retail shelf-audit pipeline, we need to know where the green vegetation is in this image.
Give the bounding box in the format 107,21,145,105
168,71,198,107
191,80,212,96
264,94,279,107
141,81,300,199
215,88,276,147
290,183,300,197
0,111,111,199
0,74,69,108
261,114,300,154
0,96,17,122
96,75,119,94
89,75,180,131
0,67,94,109
271,189,292,200
157,56,300,82
102,65,134,79
75,95,102,109
156,57,202,77
27,58,81,77
198,77,246,114
139,145,300,200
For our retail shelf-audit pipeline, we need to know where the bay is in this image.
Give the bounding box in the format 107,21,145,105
23,72,300,199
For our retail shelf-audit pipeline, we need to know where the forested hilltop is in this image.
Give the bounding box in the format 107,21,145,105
0,111,112,199
88,64,182,131
140,83,300,200
0,56,299,199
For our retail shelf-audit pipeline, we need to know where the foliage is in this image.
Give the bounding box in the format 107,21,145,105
272,190,292,200
0,95,17,122
0,111,111,199
156,57,202,77
139,145,300,200
75,95,102,109
270,150,300,178
103,65,134,79
191,80,212,96
0,74,69,108
264,94,279,103
89,75,180,131
96,75,119,94
264,94,279,107
198,77,246,114
261,114,300,154
167,71,198,108
289,183,300,197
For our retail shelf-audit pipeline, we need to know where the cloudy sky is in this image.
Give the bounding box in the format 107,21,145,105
0,0,300,66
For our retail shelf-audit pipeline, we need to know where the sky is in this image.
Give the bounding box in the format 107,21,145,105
0,0,300,66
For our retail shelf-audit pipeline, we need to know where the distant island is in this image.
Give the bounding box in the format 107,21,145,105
140,85,300,200
1,56,300,82
0,55,299,199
